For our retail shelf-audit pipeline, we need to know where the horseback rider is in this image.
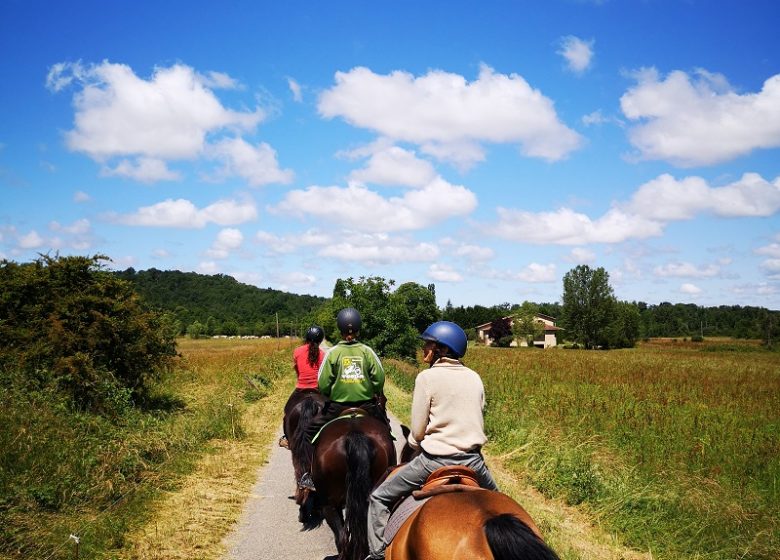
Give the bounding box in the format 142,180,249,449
300,307,389,490
365,321,498,560
279,325,326,449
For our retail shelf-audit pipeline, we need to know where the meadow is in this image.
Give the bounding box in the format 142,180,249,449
386,338,780,560
0,337,297,560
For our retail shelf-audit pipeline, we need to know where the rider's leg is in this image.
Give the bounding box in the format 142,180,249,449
366,452,438,558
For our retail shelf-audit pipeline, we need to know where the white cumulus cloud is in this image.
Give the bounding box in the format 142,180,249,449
111,197,257,228
207,137,294,186
206,228,244,259
626,173,780,220
428,263,463,282
621,68,780,166
653,261,721,278
492,206,663,245
680,283,703,295
101,157,181,182
558,36,595,74
272,177,477,232
348,145,437,188
318,233,439,264
318,64,582,167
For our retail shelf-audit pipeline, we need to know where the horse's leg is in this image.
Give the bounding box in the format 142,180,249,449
322,504,344,553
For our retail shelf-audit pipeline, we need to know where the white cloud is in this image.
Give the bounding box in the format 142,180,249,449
760,258,780,278
318,64,582,167
198,261,220,274
756,242,780,258
112,197,257,228
74,190,91,202
348,145,437,188
152,248,170,258
680,283,703,295
517,262,558,283
101,157,181,182
654,261,721,278
558,36,594,74
208,137,294,186
492,206,663,245
18,230,45,249
272,177,477,232
206,228,244,259
273,271,318,289
318,233,440,264
49,218,90,235
256,229,332,255
454,243,495,262
428,263,463,282
621,68,780,166
626,173,780,220
565,247,596,263
50,61,264,161
287,77,302,102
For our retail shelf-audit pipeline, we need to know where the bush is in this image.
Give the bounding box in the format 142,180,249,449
0,254,177,413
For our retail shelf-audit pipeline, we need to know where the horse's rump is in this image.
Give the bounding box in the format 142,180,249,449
387,490,553,560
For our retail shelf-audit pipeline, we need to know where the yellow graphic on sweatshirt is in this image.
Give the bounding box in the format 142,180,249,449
340,356,364,383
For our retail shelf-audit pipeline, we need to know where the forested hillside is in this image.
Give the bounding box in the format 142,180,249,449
115,268,326,336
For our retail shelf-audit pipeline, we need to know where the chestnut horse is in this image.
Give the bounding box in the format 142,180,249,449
386,432,559,560
283,389,325,527
312,412,397,560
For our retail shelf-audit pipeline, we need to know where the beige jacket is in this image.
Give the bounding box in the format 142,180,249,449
408,357,488,456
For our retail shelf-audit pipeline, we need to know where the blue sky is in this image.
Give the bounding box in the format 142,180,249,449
2,0,779,310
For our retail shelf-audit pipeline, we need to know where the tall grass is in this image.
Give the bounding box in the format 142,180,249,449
0,337,296,560
387,340,780,560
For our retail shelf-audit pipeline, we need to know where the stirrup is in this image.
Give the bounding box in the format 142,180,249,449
299,472,316,491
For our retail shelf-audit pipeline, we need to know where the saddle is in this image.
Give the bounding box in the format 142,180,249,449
384,465,483,543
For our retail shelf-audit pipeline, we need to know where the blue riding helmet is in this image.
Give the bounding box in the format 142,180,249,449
420,321,468,358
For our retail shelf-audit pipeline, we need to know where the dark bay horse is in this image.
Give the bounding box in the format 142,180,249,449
312,412,397,560
386,431,559,560
283,389,325,526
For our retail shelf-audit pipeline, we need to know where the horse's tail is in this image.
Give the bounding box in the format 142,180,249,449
341,429,374,560
291,397,320,469
484,513,560,560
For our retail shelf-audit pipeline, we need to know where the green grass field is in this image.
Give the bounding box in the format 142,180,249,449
387,338,780,560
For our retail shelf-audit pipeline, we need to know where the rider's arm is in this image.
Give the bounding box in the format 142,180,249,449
317,350,336,397
409,374,430,447
366,345,385,396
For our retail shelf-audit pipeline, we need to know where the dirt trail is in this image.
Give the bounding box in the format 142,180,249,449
222,414,407,560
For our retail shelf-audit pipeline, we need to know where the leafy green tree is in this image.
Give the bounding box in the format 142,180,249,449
324,276,420,359
512,301,544,346
0,255,177,412
392,281,440,333
205,316,219,336
604,301,641,348
187,321,204,339
561,265,616,349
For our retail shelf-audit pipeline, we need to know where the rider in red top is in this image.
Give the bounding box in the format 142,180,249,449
279,325,325,448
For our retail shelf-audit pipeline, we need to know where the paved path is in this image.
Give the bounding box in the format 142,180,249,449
223,413,406,560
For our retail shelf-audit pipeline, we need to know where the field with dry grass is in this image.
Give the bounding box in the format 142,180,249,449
387,338,780,560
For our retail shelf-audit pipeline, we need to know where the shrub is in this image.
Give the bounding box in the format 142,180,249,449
0,254,177,413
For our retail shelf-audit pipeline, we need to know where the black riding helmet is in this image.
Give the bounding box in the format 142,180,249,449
336,307,361,335
305,325,324,343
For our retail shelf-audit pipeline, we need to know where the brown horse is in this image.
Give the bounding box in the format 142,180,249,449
283,389,326,526
312,412,397,560
386,431,559,560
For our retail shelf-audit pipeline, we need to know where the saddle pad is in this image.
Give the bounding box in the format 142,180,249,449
311,413,396,443
384,494,430,544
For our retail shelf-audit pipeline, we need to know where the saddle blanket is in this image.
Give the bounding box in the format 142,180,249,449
384,494,430,544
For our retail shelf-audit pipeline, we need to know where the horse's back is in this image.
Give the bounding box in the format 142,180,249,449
387,490,541,560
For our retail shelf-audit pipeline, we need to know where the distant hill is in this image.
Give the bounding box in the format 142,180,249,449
115,268,326,335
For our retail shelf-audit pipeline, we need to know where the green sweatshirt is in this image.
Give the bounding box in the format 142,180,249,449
317,340,384,402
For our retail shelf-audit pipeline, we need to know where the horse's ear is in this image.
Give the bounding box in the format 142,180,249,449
401,424,410,439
